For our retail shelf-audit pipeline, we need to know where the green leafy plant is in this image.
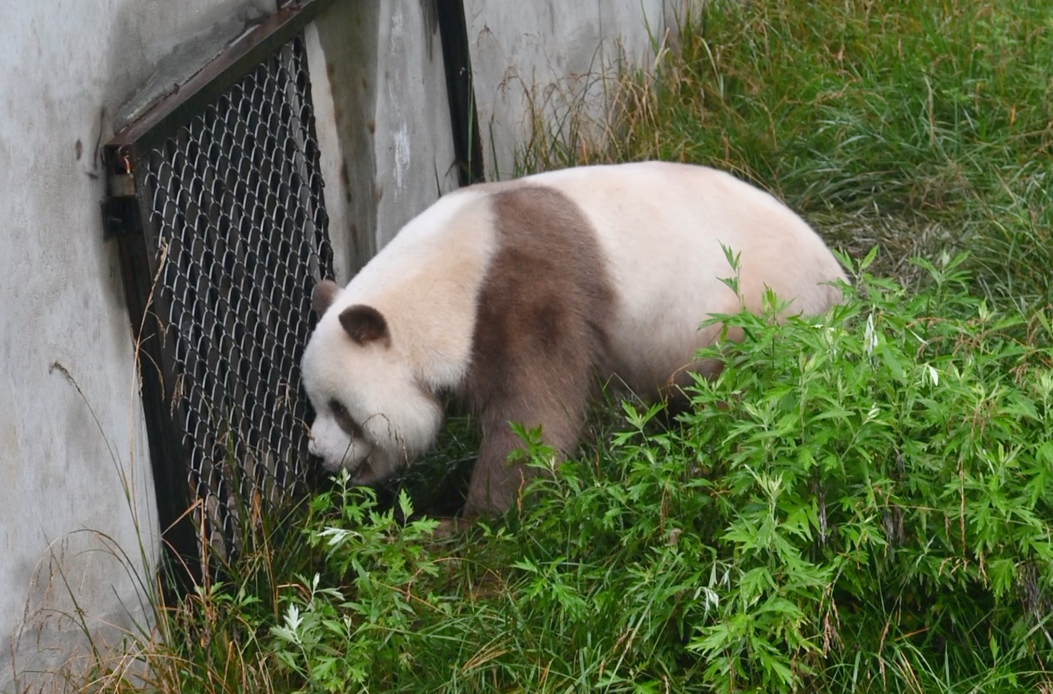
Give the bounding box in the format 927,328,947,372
665,249,1053,692
254,253,1053,693
269,477,440,693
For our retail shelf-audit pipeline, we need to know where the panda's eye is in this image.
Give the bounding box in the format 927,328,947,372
328,399,364,439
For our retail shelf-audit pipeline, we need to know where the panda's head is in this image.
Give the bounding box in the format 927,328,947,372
301,279,444,485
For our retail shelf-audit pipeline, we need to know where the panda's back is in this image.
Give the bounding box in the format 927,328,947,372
344,162,844,397
520,162,846,393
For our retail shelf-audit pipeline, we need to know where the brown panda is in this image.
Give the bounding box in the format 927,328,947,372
301,161,847,516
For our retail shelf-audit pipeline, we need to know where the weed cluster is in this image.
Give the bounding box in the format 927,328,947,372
258,254,1053,693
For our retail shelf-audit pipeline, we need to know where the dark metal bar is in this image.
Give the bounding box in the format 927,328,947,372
103,152,202,591
436,0,485,185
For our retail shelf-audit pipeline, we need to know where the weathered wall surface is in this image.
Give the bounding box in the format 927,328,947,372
316,1,694,253
0,1,271,691
314,0,458,269
464,0,689,179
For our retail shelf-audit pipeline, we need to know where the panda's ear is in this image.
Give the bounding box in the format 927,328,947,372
339,305,390,346
312,279,341,316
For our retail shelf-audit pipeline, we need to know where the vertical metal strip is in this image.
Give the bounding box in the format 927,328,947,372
104,150,202,592
436,0,485,185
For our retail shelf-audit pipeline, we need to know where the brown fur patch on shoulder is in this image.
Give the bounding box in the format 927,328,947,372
463,184,616,515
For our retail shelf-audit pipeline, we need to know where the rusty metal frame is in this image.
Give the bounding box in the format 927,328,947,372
102,0,339,588
106,1,338,163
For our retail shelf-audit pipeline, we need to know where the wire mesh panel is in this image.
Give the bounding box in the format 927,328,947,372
144,35,333,558
104,6,336,578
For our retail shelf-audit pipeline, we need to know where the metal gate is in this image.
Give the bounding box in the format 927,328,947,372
103,1,337,583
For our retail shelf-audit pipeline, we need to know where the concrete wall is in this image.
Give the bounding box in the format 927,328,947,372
0,2,272,691
0,0,453,686
314,0,693,253
313,0,458,271
465,0,689,180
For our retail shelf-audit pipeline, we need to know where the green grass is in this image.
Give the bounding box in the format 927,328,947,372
148,257,1053,694
70,1,1053,692
521,0,1053,308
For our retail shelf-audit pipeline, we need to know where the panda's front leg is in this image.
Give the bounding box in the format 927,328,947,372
462,386,588,517
462,424,540,517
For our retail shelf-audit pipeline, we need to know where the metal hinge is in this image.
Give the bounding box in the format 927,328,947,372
102,147,141,238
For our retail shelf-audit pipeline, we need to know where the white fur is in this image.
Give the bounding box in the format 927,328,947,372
301,162,847,485
524,162,846,394
301,189,498,482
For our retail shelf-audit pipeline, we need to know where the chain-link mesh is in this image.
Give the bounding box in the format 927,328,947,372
143,35,333,559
